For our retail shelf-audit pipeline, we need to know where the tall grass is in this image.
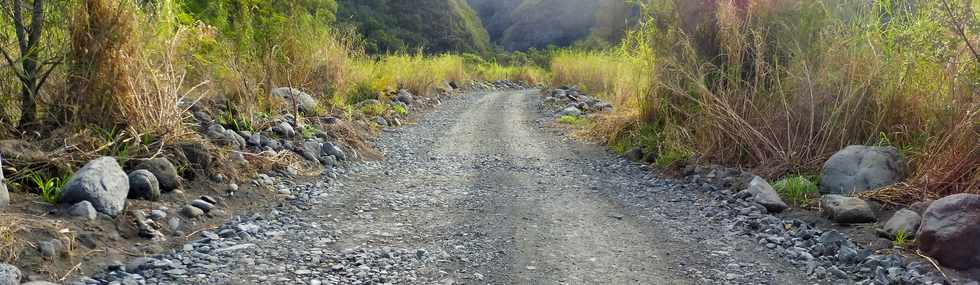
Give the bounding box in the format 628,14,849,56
553,0,979,202
474,62,548,85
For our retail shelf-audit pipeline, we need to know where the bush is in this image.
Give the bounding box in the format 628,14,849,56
552,0,979,202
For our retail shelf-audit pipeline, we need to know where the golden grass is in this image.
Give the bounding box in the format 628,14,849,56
67,0,138,128
551,0,979,202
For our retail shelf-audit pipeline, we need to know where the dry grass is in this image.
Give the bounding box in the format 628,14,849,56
552,0,979,202
67,0,138,128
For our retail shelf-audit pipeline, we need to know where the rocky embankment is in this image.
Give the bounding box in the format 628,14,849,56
540,85,979,284
0,80,532,285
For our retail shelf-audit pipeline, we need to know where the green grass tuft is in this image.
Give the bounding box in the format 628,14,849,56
773,176,820,207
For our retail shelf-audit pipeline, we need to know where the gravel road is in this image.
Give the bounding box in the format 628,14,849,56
93,90,814,284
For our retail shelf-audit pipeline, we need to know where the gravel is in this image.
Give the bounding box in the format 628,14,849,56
82,88,953,284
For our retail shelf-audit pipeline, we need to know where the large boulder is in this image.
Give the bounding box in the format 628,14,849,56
127,170,161,201
819,145,905,195
60,157,129,217
271,87,318,113
273,122,296,138
879,208,921,239
206,125,245,150
180,143,212,175
820,195,876,224
299,140,322,163
0,263,20,285
321,142,346,161
744,176,789,213
395,89,414,105
133,158,179,192
917,194,980,277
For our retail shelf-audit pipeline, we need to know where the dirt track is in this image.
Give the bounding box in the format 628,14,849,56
107,90,809,284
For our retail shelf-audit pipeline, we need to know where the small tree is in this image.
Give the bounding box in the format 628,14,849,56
0,0,62,128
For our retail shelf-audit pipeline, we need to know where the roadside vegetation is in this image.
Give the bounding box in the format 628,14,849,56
0,0,537,206
549,0,979,204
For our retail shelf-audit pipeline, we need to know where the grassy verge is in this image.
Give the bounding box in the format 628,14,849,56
550,0,979,203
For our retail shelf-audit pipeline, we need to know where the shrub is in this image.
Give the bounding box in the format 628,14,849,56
552,0,979,202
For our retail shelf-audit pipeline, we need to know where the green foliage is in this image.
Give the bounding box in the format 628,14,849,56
557,115,582,125
179,0,338,58
30,173,69,204
893,229,909,248
774,176,820,207
655,146,691,168
217,107,256,133
336,0,490,54
94,126,132,160
360,101,387,116
391,104,408,116
301,125,318,139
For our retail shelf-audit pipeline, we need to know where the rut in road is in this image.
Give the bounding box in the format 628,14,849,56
125,90,810,284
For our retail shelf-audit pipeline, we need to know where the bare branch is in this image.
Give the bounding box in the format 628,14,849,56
940,0,980,64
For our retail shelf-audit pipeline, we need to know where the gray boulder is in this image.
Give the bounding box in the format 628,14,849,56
322,142,346,161
879,208,921,239
224,129,246,150
128,170,161,201
917,194,980,277
0,263,19,285
558,106,582,117
260,136,283,151
624,147,644,162
207,125,245,150
271,87,318,113
821,195,876,224
273,122,296,138
744,176,789,213
820,145,905,194
180,204,204,218
299,140,322,163
395,89,414,105
59,157,129,217
67,201,97,220
134,158,179,192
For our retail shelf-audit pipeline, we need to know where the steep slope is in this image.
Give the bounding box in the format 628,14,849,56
337,0,491,54
468,0,636,51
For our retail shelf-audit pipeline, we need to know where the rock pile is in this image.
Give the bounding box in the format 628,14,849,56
679,166,950,284
542,85,613,119
465,80,533,91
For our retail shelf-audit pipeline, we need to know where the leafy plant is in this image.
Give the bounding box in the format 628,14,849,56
893,229,909,248
301,125,318,139
30,173,69,204
360,101,387,116
773,176,820,207
391,104,408,116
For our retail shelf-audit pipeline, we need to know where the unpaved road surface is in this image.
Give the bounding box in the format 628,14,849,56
107,90,810,284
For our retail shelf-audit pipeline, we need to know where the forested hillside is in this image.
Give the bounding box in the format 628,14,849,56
468,0,637,50
336,0,491,54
